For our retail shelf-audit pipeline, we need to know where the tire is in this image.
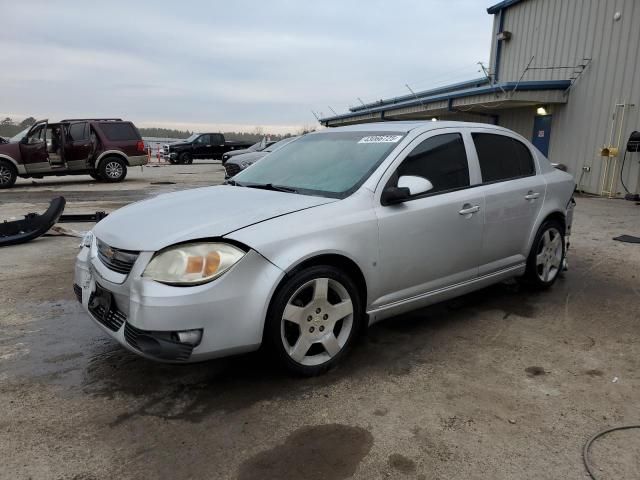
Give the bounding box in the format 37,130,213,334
98,156,127,183
178,152,192,165
265,265,363,376
523,219,565,289
89,171,103,181
0,160,17,189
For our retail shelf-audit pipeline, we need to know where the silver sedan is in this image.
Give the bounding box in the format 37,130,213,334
75,121,575,375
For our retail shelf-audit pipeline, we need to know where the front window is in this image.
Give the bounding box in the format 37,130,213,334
233,131,405,198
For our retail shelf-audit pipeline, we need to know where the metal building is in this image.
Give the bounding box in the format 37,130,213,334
319,0,640,197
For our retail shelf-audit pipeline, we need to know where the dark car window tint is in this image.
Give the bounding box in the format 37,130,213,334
211,134,224,145
472,133,535,183
99,123,138,141
196,135,210,144
68,123,88,141
396,133,470,194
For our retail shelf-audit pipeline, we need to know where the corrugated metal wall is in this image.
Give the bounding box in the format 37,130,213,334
496,0,640,195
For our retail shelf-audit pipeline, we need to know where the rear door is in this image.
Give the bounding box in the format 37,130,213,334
64,122,92,169
210,133,226,159
19,121,49,173
470,130,545,275
374,129,484,307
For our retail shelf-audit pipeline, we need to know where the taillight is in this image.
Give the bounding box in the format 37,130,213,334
136,140,145,152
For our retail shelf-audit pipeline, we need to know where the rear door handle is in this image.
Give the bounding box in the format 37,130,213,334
459,204,480,216
524,191,540,200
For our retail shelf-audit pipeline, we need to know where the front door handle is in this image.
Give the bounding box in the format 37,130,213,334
459,204,480,216
524,191,540,200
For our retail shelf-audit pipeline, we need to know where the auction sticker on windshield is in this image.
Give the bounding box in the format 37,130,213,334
358,135,403,144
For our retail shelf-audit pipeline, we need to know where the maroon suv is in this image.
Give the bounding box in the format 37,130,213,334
0,118,148,189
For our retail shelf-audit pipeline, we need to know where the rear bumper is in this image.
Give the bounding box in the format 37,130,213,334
128,154,149,166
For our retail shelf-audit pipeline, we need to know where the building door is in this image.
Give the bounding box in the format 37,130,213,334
532,115,552,157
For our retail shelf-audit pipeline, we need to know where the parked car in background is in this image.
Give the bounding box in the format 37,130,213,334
76,121,575,375
0,118,147,189
221,139,276,165
224,136,298,178
162,133,252,164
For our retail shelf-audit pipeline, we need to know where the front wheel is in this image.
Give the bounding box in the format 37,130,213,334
0,160,17,189
523,219,565,289
98,157,127,183
178,152,192,164
265,265,363,376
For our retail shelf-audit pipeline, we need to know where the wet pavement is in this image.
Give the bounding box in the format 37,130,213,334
1,168,640,479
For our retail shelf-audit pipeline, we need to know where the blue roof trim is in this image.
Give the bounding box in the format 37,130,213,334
320,80,570,123
487,0,526,14
349,77,489,113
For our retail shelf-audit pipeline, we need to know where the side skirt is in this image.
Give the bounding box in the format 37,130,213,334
367,264,526,325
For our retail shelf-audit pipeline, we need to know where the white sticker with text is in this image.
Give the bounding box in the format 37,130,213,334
358,135,403,144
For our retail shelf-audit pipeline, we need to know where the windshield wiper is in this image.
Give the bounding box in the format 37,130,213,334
244,183,298,193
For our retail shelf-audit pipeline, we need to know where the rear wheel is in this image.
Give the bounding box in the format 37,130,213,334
98,157,127,183
524,219,565,289
265,265,363,376
0,160,17,189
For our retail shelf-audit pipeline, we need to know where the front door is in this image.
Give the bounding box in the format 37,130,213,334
192,134,212,158
19,121,49,173
532,115,552,156
374,131,484,308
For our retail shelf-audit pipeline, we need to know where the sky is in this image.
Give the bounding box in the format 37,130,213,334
0,0,494,134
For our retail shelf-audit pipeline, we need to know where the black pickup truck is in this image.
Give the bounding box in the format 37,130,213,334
163,133,253,164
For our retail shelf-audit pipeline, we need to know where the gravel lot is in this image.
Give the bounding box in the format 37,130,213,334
1,162,639,480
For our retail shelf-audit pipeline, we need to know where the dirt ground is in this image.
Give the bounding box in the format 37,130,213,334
1,162,639,480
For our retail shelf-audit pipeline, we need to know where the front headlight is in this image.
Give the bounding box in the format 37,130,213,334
143,242,245,285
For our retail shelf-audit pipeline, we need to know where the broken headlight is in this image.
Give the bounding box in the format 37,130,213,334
80,231,93,249
143,242,245,285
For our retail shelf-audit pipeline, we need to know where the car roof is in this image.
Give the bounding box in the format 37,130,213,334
318,121,514,134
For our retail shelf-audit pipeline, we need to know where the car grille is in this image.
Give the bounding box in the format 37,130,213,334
73,284,82,303
124,323,194,362
88,292,126,332
96,239,139,274
225,163,241,177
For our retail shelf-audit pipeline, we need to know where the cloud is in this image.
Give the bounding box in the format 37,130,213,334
0,0,493,133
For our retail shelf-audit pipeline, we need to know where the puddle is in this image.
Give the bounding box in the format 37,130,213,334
388,453,417,474
237,424,373,480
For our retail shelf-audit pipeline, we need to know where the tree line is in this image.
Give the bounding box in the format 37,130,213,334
0,117,296,143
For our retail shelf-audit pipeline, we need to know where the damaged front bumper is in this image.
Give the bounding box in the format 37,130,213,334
74,235,284,362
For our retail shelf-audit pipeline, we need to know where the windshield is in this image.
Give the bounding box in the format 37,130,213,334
246,141,263,152
183,133,199,142
9,127,31,143
233,131,405,198
264,136,297,152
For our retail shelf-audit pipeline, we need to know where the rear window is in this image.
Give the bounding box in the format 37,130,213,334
98,122,139,141
472,133,535,183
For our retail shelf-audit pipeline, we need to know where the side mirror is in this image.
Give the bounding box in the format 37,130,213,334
20,136,28,144
381,186,411,205
397,175,434,196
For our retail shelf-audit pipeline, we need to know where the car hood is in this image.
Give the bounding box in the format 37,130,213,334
228,151,267,165
93,185,336,251
168,142,190,149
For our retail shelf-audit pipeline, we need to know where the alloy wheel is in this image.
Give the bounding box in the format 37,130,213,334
535,227,563,283
105,161,123,179
0,165,12,185
281,277,354,366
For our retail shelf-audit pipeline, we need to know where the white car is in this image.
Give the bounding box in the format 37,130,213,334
75,121,575,375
